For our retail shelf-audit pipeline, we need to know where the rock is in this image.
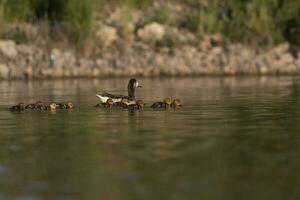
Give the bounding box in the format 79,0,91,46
280,53,294,64
0,40,17,59
96,25,118,47
0,64,10,79
273,43,290,55
137,22,165,42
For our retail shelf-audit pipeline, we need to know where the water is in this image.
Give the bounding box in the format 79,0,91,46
0,77,300,200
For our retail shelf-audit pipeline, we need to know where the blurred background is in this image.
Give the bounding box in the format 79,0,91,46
0,0,299,79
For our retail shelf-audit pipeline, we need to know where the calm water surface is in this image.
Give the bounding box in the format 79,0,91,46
0,77,300,200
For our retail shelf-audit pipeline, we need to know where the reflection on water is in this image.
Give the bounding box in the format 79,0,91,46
0,77,300,200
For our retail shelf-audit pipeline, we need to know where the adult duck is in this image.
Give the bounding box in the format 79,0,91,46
96,78,142,103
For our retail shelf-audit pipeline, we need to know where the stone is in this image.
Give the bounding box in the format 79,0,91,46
96,25,118,47
280,53,294,64
137,22,165,42
0,63,9,79
0,40,17,59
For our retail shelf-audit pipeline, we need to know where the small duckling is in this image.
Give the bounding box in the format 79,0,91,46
103,98,114,108
26,101,46,110
56,102,74,109
56,103,66,109
171,99,182,108
65,102,74,109
36,101,47,110
151,97,172,109
128,100,145,110
10,103,26,111
48,103,57,111
95,98,114,108
114,98,129,108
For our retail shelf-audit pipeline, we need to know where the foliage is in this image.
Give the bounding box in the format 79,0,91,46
0,0,95,44
0,0,299,47
180,0,300,47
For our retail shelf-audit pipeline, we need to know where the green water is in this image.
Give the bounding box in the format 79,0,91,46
0,77,300,200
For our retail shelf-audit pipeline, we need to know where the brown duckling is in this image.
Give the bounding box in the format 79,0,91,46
65,102,74,109
171,99,182,108
103,98,114,108
36,101,47,110
151,97,172,109
128,100,145,110
56,102,74,109
56,103,66,109
48,103,57,111
95,98,114,108
25,101,47,110
10,103,26,111
114,98,129,108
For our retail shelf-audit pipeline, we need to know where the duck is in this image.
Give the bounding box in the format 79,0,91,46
171,99,182,108
128,100,145,110
96,78,142,103
95,98,114,108
10,103,26,111
151,97,172,109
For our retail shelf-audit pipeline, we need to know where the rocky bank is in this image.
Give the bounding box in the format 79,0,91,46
0,22,300,80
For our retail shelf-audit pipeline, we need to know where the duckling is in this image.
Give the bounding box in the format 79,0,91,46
56,103,66,109
128,100,145,110
151,98,172,109
65,102,74,109
114,98,129,108
48,103,57,111
56,102,74,109
171,99,182,108
95,98,114,108
35,101,47,110
10,103,26,111
25,101,46,110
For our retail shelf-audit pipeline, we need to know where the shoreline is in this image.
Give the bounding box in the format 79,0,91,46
0,30,300,80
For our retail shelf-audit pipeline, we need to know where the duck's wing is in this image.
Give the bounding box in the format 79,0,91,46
101,92,126,99
96,92,126,103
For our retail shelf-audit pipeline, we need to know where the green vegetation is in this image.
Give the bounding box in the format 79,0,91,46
0,0,96,44
180,0,300,47
0,0,299,47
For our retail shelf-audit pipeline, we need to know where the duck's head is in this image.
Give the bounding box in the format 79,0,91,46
128,79,142,99
106,98,114,107
66,102,74,109
48,103,57,111
136,99,144,109
172,99,182,108
128,78,142,89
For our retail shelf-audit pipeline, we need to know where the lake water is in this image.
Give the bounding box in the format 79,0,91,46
0,77,300,200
